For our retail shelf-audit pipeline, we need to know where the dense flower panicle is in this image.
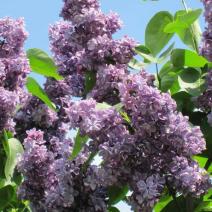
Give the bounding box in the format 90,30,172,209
129,173,165,212
168,156,210,197
17,0,211,211
61,0,100,21
18,129,107,212
49,0,136,101
89,64,127,104
0,17,29,133
0,54,30,90
17,129,54,202
0,17,28,58
201,0,212,61
0,88,17,132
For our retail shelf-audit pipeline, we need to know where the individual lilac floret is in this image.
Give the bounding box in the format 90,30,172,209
0,17,28,58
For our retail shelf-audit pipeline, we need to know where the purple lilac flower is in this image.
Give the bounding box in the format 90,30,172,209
0,17,28,58
0,17,29,133
49,0,136,101
197,0,212,114
201,0,212,61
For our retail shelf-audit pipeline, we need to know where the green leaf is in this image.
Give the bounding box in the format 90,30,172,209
171,49,208,68
128,58,146,70
135,43,174,64
84,71,96,95
164,9,202,33
108,206,120,212
70,131,89,160
179,68,200,83
0,185,15,210
96,102,112,110
195,201,212,212
26,77,57,111
173,10,202,50
159,43,175,60
193,156,212,173
172,91,194,112
145,11,174,56
108,185,129,205
27,48,63,80
161,72,178,92
154,194,173,212
176,9,202,26
4,138,23,181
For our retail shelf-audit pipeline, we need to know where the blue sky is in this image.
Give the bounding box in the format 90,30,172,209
0,0,204,211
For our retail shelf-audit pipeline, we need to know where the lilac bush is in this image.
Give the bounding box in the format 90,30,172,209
0,0,211,212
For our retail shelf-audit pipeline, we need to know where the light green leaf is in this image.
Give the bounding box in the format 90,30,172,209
4,138,23,181
96,102,112,110
171,49,208,68
145,11,174,56
26,77,57,111
27,48,63,80
164,9,202,33
193,156,212,173
128,58,146,70
70,131,89,160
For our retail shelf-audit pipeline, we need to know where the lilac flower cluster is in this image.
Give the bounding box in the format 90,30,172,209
67,73,210,211
0,17,29,133
49,0,136,103
18,129,108,212
198,0,212,124
201,0,212,61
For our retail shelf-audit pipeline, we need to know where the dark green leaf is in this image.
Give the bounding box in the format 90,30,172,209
108,185,129,205
179,68,200,83
171,49,208,68
70,131,89,160
84,71,96,95
145,11,174,56
27,48,63,80
172,91,194,112
108,206,120,212
4,138,23,181
0,185,14,210
26,77,57,111
161,72,178,92
195,201,212,212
